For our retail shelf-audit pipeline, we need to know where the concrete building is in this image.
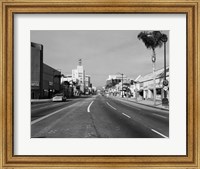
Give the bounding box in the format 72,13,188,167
105,67,169,101
105,74,133,97
61,75,78,84
135,67,169,100
42,64,61,99
61,59,93,96
85,75,91,88
72,59,85,93
31,42,43,99
61,74,81,97
31,42,61,99
106,74,128,87
129,75,141,98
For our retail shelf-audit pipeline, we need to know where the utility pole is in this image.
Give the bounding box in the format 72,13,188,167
121,73,124,98
53,70,55,96
152,50,156,106
134,81,138,102
161,34,169,106
117,72,124,98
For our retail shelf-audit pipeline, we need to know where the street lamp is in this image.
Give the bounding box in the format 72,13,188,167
161,34,169,106
121,74,124,98
52,70,56,96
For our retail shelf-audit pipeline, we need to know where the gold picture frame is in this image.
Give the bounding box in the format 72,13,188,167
0,0,199,168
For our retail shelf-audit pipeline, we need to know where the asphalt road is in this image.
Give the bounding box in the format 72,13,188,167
31,95,169,138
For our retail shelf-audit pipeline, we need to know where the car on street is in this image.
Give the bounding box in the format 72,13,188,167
52,93,66,102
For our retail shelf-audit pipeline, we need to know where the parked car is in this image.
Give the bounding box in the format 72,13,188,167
52,93,66,102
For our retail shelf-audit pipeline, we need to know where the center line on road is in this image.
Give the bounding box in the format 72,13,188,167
153,113,167,119
87,101,94,113
122,113,131,119
106,102,117,110
151,129,168,138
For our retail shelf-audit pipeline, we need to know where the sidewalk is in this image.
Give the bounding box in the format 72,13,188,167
31,99,52,104
31,95,83,104
113,96,169,111
133,98,169,111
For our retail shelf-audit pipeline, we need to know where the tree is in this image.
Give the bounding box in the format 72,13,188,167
137,31,163,60
54,74,65,92
137,31,164,105
54,74,65,79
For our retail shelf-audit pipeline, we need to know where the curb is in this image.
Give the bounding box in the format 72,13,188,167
31,99,52,104
31,96,82,104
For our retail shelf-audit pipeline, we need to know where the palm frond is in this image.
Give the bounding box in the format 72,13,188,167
137,31,155,50
138,31,164,50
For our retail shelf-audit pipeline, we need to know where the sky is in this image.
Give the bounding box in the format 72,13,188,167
31,30,169,88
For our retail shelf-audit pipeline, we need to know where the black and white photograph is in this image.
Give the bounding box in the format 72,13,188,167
31,30,169,138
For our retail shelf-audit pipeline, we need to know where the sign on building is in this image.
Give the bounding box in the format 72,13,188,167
31,81,39,87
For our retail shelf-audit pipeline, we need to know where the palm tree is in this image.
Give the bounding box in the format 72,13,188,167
137,31,164,105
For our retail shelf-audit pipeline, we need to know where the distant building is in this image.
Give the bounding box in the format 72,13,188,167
72,69,78,80
61,59,93,95
85,75,91,88
61,75,77,84
105,74,133,97
106,74,129,87
72,59,85,93
60,74,80,97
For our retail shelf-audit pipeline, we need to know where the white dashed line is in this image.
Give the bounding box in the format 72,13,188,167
153,113,167,119
151,129,168,138
122,113,131,119
87,101,94,113
106,102,117,110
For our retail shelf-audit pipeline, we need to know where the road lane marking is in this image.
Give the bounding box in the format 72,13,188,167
153,113,167,119
106,102,117,110
109,97,142,111
87,101,94,113
31,106,71,125
122,113,131,119
151,129,168,138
